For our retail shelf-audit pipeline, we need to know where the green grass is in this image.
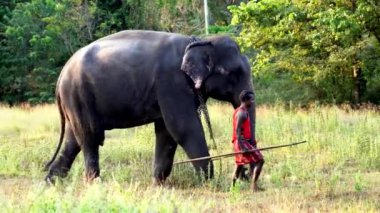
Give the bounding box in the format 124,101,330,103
0,103,379,212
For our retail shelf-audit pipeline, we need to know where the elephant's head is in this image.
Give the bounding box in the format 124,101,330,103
181,36,256,140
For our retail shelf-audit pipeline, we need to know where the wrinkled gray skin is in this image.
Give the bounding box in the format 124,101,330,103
45,30,256,183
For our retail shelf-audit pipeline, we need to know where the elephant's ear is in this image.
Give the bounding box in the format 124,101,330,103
181,41,213,89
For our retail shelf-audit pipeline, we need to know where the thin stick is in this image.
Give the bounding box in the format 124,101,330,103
174,141,307,165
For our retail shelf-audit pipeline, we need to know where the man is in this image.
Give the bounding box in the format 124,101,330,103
232,90,264,191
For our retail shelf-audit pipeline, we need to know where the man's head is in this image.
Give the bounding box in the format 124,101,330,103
239,90,254,108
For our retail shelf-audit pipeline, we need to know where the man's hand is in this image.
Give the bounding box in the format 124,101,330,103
239,141,249,153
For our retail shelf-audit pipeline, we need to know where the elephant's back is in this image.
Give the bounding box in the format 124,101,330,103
61,30,189,76
82,30,188,74
59,31,181,78
96,30,187,43
56,30,190,128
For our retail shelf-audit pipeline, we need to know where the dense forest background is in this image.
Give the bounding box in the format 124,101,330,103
0,0,379,105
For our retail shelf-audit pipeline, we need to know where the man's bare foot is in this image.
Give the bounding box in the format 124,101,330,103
252,183,264,192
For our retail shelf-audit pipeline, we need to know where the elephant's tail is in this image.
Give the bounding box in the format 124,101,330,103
43,92,66,171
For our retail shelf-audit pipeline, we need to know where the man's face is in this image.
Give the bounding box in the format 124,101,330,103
244,95,254,108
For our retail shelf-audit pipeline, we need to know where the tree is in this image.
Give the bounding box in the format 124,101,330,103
0,0,96,104
0,0,29,104
1,0,295,104
229,0,380,104
358,0,380,43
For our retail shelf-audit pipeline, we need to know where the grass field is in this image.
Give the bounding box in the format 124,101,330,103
0,103,379,212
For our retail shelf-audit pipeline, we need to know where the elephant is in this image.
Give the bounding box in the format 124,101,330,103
44,30,256,184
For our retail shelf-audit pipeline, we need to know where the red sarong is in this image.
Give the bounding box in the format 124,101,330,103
233,140,263,165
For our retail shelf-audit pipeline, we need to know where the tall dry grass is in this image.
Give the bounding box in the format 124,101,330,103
0,103,379,212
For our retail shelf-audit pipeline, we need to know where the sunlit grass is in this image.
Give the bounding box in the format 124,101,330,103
0,103,379,212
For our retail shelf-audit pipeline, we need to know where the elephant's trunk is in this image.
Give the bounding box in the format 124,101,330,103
197,92,217,149
248,98,256,142
247,85,257,142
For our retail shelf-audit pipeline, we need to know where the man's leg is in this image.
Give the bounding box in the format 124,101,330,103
232,165,244,187
238,166,250,181
249,159,265,191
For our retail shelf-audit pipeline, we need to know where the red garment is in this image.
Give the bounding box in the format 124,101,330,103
233,141,263,165
232,107,263,165
232,107,251,142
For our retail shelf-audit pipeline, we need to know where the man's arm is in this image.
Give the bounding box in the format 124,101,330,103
235,110,248,152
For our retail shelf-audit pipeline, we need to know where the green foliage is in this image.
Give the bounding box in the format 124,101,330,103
354,172,366,192
0,0,95,104
229,0,380,104
360,37,380,103
255,72,318,105
0,0,237,104
208,24,235,35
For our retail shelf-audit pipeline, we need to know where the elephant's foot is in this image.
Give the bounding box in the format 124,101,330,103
198,160,214,180
44,173,57,185
83,175,102,184
44,164,70,185
84,170,100,182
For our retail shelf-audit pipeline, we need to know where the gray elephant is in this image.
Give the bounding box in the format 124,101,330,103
44,30,256,184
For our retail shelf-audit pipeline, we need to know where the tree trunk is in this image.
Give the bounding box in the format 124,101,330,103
352,66,367,104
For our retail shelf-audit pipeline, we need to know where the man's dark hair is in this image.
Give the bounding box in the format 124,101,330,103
239,90,254,102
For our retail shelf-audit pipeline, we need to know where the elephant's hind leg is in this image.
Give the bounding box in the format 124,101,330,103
153,119,178,184
82,132,103,181
70,126,104,181
69,90,105,181
46,124,81,181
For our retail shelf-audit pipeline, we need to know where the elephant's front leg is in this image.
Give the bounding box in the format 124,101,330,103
156,80,214,180
178,131,214,180
160,107,214,180
153,119,178,184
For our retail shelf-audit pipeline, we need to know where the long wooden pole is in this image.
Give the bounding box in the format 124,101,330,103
173,141,307,165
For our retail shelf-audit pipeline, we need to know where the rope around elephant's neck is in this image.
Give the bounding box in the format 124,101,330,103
196,91,217,150
196,90,222,182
